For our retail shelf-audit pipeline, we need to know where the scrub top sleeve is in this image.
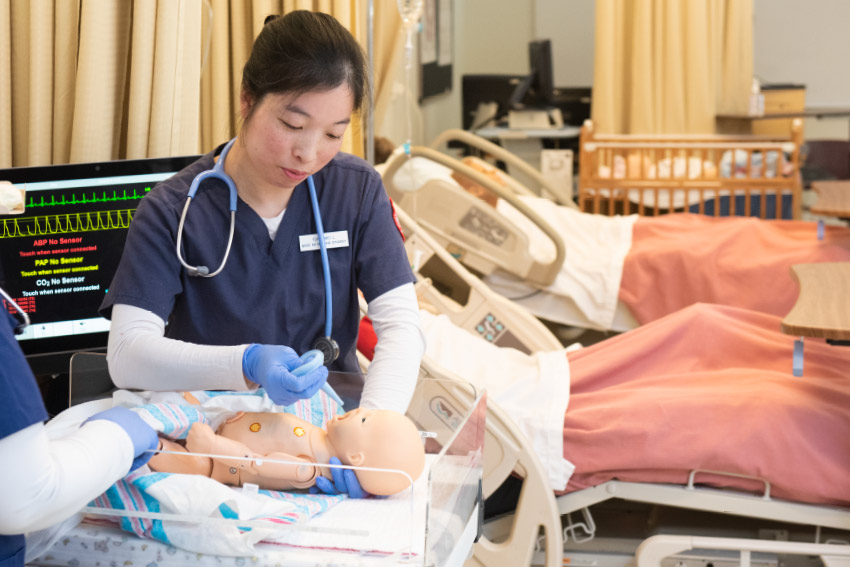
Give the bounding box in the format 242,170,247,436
354,176,415,303
0,312,48,440
100,192,184,322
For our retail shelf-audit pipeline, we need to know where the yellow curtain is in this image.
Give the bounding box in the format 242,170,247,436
0,0,367,167
0,0,202,167
593,0,752,134
371,0,406,148
200,0,366,157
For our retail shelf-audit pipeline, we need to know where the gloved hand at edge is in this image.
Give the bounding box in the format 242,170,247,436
242,344,329,407
84,406,159,471
310,456,367,499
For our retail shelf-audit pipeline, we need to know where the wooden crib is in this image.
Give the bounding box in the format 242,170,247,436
577,119,803,219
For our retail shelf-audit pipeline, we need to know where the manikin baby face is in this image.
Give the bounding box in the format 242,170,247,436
325,407,381,463
326,407,426,495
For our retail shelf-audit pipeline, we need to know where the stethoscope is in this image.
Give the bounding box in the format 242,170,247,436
0,286,30,335
175,138,339,365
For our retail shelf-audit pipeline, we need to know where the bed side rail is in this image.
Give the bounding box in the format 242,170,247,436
394,204,563,352
430,128,577,208
636,535,850,567
383,146,566,287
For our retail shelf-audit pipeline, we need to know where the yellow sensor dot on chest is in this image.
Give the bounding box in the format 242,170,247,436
294,426,306,437
249,423,261,433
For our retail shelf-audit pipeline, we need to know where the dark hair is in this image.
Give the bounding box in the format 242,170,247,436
242,11,368,114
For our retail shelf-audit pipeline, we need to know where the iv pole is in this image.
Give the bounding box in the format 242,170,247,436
366,0,375,165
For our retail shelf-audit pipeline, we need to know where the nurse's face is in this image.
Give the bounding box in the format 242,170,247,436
240,84,354,190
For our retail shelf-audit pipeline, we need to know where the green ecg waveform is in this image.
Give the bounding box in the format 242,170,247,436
0,209,134,238
26,187,150,208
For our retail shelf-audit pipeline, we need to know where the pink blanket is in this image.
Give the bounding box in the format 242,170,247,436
619,214,850,324
561,303,850,506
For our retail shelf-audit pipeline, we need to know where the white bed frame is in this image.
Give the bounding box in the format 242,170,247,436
382,204,850,567
395,203,563,352
383,145,566,288
382,142,639,333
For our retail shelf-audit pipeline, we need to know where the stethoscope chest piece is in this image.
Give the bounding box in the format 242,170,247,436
313,336,340,365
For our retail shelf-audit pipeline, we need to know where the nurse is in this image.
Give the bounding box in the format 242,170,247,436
100,9,424,489
0,288,158,567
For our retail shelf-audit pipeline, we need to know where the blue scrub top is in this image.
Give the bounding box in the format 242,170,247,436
101,148,414,372
0,309,49,566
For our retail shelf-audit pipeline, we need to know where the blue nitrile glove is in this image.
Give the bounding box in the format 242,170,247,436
85,407,159,472
310,456,366,499
242,344,329,407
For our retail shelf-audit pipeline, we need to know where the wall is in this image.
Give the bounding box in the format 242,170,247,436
534,0,594,87
417,1,849,142
754,0,850,140
419,0,536,145
418,0,595,143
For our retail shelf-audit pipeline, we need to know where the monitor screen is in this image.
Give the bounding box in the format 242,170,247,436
461,74,528,130
0,155,201,377
506,39,555,111
527,39,555,107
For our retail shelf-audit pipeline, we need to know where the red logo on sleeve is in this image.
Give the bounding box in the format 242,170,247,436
389,198,405,242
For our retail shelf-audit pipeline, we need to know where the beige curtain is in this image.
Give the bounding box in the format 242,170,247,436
371,0,409,149
593,0,752,134
200,0,367,157
0,0,202,167
0,0,367,168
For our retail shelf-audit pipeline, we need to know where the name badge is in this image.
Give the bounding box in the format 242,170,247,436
299,230,350,252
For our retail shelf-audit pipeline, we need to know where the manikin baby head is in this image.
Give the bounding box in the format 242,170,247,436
326,407,426,496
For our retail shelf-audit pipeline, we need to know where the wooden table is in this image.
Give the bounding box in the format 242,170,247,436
717,107,850,137
781,262,850,341
810,180,850,218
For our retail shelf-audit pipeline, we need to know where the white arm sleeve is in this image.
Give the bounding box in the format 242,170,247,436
360,283,425,413
0,420,133,534
107,303,249,392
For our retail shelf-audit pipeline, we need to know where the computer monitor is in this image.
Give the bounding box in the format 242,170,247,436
461,74,528,130
510,39,556,110
0,154,201,379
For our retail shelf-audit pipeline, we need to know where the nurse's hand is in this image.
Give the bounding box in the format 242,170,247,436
310,456,367,499
85,406,159,472
242,344,329,407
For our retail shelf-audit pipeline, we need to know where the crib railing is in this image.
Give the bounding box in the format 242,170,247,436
578,120,803,219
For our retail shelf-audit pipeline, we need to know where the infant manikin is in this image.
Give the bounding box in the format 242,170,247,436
149,407,426,496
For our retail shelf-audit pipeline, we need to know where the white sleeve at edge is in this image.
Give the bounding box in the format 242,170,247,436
360,283,425,413
0,420,133,534
107,303,249,392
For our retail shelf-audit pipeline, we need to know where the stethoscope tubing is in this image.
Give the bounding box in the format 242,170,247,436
174,138,337,362
176,138,238,277
307,175,333,340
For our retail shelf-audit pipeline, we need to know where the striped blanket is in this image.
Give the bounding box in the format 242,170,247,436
87,390,346,556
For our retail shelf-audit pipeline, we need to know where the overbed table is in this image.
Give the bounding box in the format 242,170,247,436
810,180,850,219
781,262,850,375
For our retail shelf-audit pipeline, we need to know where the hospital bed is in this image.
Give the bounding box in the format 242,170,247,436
355,207,850,567
362,277,850,567
577,118,804,219
381,134,850,333
381,143,639,332
27,358,488,567
361,208,850,567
